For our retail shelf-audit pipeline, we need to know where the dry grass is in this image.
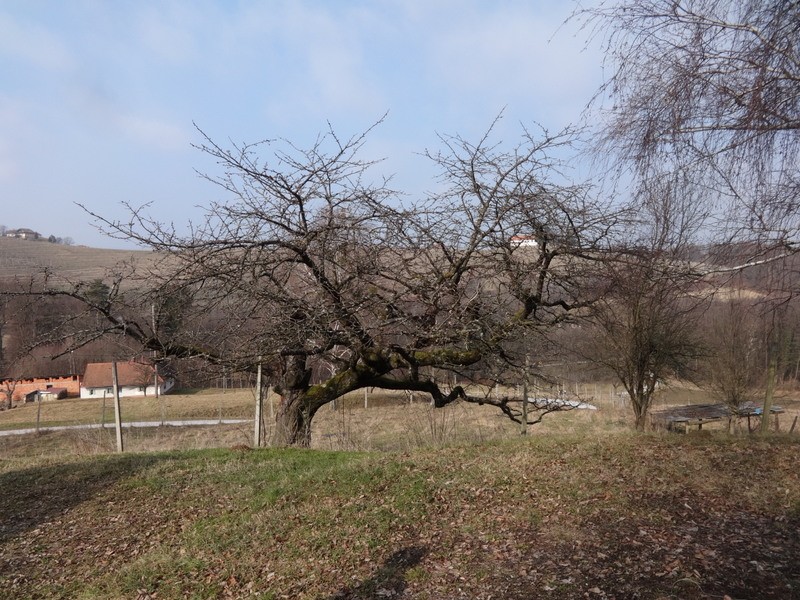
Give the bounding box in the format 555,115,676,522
1,385,799,599
2,383,798,462
0,434,798,599
0,389,255,430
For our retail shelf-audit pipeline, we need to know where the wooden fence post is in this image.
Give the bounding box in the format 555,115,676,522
36,393,42,434
254,360,263,448
761,341,777,435
520,356,529,436
111,361,124,453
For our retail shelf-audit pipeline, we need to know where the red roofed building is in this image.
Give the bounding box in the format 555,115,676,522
510,234,539,248
0,375,81,403
80,361,175,398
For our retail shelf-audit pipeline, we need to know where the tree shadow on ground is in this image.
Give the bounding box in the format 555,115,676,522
0,453,162,545
326,545,427,599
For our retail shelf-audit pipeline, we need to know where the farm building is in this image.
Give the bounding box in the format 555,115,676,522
0,375,81,403
80,361,175,398
510,235,539,248
4,228,41,240
24,387,69,403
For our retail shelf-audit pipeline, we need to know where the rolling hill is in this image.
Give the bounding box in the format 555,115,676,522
0,236,156,284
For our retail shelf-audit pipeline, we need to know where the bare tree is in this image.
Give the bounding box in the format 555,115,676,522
574,0,800,429
582,180,706,429
578,0,800,259
586,255,703,430
701,289,763,427
0,290,31,409
0,291,33,409
27,120,618,446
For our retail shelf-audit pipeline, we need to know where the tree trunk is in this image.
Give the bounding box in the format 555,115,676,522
272,355,371,446
273,354,315,447
761,342,777,435
274,390,313,447
634,409,648,431
632,393,649,431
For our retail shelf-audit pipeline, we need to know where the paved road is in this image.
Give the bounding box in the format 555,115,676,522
0,419,251,437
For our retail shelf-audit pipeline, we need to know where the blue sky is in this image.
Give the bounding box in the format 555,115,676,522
0,0,603,249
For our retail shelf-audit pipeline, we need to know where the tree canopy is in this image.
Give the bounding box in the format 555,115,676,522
63,121,618,445
580,0,800,255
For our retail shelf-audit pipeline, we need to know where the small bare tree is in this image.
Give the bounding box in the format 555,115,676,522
587,254,703,429
583,180,706,429
702,290,763,417
1,380,15,410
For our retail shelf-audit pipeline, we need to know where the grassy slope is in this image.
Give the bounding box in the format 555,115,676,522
0,237,154,283
0,434,798,599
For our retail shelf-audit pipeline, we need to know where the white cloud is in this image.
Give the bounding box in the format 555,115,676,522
424,5,602,128
437,16,553,87
65,74,189,152
305,41,384,115
0,12,76,71
135,4,199,65
116,113,189,151
228,3,384,123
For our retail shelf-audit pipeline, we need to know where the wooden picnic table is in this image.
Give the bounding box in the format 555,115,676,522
651,402,784,433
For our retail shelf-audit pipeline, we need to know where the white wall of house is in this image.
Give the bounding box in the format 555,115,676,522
80,379,174,399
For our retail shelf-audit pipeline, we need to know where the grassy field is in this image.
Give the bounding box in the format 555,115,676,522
0,433,798,599
0,389,255,430
2,383,798,454
1,386,798,598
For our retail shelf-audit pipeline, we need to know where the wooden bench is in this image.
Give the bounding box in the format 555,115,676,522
665,416,722,433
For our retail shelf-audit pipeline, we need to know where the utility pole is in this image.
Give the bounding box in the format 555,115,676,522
36,393,42,434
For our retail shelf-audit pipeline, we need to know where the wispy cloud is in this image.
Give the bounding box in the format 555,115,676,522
0,0,604,248
116,113,188,151
63,63,190,153
427,6,599,127
0,12,75,71
0,95,28,183
252,3,384,123
134,4,200,65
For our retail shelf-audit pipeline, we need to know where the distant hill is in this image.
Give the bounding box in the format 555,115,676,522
0,236,156,284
